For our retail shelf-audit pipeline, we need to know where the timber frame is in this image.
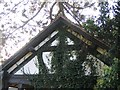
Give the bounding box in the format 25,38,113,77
0,16,110,90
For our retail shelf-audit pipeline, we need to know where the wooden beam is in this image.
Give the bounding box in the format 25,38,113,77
18,84,23,90
60,16,110,50
9,45,80,74
8,74,97,87
40,45,81,52
2,18,61,71
35,32,59,50
9,75,31,85
1,71,9,90
2,16,110,73
10,41,110,75
9,52,36,74
37,51,48,74
64,29,89,45
9,34,58,75
87,47,112,66
10,43,110,75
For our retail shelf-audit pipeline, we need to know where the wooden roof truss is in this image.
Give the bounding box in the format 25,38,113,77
1,16,110,89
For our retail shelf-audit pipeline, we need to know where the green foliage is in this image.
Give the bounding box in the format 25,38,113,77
50,30,98,88
83,2,117,46
114,1,120,58
95,58,118,89
29,1,120,89
83,19,99,37
95,1,120,89
30,28,98,89
83,1,120,89
97,2,118,45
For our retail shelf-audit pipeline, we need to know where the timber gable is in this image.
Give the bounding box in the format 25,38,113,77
1,16,110,89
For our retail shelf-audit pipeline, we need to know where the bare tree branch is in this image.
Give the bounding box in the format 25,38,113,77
67,3,83,21
50,2,57,22
5,1,95,39
6,2,46,39
58,2,65,16
63,3,82,27
18,2,46,29
65,2,95,9
55,2,65,18
4,0,24,15
65,2,84,9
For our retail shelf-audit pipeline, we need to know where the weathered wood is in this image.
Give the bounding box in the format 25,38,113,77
9,34,58,75
37,51,48,74
10,44,110,75
2,16,110,72
64,29,82,44
2,18,61,71
2,71,9,90
1,16,111,89
9,53,36,75
9,45,81,75
60,16,110,50
87,46,112,66
9,75,31,85
8,74,97,86
18,84,23,90
41,45,81,52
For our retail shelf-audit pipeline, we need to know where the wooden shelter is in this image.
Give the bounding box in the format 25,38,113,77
0,16,110,90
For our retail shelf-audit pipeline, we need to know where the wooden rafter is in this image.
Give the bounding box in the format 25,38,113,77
2,16,110,72
1,16,111,89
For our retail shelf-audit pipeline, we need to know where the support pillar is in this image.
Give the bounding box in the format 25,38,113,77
1,71,9,90
18,84,24,90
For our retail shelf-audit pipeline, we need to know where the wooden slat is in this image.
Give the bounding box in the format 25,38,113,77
2,18,61,71
2,16,110,73
10,34,59,75
9,74,97,88
9,75,31,85
60,16,110,50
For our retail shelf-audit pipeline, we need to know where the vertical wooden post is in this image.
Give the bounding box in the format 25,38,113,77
0,71,3,90
37,51,48,74
2,71,9,90
18,84,24,90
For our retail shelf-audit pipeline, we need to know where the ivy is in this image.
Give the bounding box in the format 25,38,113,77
29,26,98,89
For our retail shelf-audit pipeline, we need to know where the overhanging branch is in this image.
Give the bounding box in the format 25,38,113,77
50,2,57,22
63,3,82,27
6,2,46,38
